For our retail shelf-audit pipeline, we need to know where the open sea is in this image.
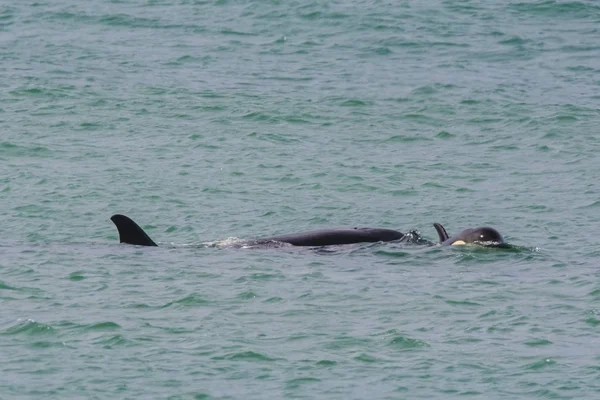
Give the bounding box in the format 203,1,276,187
2,1,600,398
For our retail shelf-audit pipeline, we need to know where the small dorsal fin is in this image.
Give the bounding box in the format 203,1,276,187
110,214,158,246
433,223,449,242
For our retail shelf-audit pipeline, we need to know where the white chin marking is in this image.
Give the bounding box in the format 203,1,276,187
451,240,466,246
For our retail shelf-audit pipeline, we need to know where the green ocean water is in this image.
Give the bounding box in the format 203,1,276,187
2,0,600,398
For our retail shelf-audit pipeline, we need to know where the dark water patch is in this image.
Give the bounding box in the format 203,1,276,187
68,271,85,281
316,360,337,367
127,302,154,309
167,55,211,65
373,47,392,55
436,131,454,139
422,182,447,189
263,75,313,82
94,334,131,348
383,134,430,143
76,122,105,131
165,225,179,233
1,142,52,157
299,11,322,20
236,290,258,300
468,118,504,125
325,335,371,350
286,377,321,388
374,250,410,258
15,204,54,219
509,1,600,17
474,280,502,287
168,393,212,400
385,97,410,103
584,318,600,327
263,297,283,303
588,288,600,298
339,99,370,107
410,84,457,96
9,87,74,99
524,338,553,346
520,204,550,212
234,273,286,283
220,29,257,36
390,189,418,196
247,131,301,143
491,145,519,151
83,322,121,331
445,337,483,345
160,294,212,309
401,113,437,123
193,142,220,150
0,280,19,291
212,351,280,362
446,300,482,307
524,358,557,370
29,340,65,349
98,13,163,28
191,104,226,112
354,353,381,363
566,65,597,72
576,201,600,209
0,8,15,24
388,336,430,350
555,115,577,122
499,36,529,46
282,116,311,124
201,187,232,194
300,271,325,280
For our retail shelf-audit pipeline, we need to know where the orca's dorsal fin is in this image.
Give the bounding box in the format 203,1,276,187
110,214,158,246
433,223,449,243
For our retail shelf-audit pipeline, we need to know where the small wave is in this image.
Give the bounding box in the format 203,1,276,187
2,319,56,336
388,336,430,349
523,358,557,370
286,377,321,388
0,280,19,290
1,142,52,157
212,350,281,362
509,1,600,17
159,294,212,309
577,200,600,209
83,321,122,331
93,334,130,348
234,273,286,283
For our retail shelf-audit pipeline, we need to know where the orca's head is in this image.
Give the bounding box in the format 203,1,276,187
433,223,505,247
449,227,504,246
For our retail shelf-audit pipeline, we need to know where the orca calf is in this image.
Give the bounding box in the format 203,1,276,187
433,222,505,247
110,214,407,247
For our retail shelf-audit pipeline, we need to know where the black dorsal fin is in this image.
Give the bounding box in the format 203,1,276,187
433,223,450,243
110,214,158,246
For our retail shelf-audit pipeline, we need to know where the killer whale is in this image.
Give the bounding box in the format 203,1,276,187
433,222,505,246
110,215,506,249
110,214,406,247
